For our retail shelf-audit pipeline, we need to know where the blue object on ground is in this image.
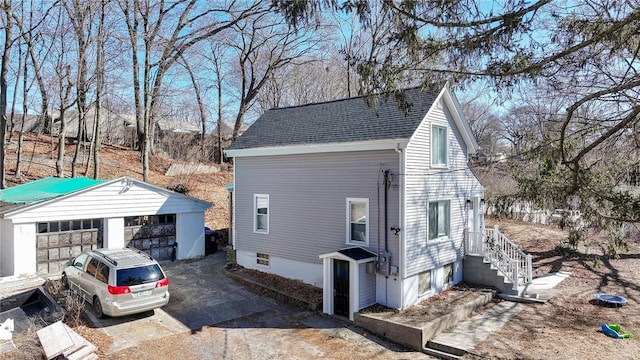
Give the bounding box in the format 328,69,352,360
595,293,628,306
601,323,633,339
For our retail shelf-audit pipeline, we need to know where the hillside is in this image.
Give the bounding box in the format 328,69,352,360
2,133,232,230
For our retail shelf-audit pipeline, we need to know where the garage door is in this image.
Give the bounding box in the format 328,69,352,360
36,219,103,275
124,214,176,261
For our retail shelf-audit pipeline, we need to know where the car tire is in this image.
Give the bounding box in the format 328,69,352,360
61,274,69,289
93,297,105,318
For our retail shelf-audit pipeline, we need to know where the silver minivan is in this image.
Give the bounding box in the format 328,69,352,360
62,248,170,317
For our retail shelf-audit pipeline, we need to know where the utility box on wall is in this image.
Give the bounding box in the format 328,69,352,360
376,251,391,276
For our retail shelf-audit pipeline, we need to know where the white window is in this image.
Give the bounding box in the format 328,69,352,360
443,263,454,284
428,200,450,240
431,125,448,167
254,194,269,233
419,270,432,295
347,198,369,245
257,253,270,266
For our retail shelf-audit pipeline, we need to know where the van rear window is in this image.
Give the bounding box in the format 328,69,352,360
117,265,165,286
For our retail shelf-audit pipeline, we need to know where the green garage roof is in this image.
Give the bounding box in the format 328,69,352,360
0,177,106,205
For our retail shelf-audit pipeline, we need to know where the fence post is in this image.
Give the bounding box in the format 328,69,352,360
512,261,519,291
527,254,533,283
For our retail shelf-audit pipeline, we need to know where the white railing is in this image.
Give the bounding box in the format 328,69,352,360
468,225,533,290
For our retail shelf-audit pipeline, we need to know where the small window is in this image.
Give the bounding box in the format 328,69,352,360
431,125,448,167
254,194,269,233
419,270,431,295
257,253,270,266
49,222,59,232
428,200,450,240
347,198,369,245
60,221,70,232
82,219,92,229
72,220,82,230
37,223,48,233
92,219,102,229
443,263,454,284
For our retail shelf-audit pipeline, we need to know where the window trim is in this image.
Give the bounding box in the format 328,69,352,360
431,124,448,168
346,198,369,246
428,199,451,242
254,194,270,234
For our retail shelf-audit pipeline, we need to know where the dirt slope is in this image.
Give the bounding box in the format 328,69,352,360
3,133,231,230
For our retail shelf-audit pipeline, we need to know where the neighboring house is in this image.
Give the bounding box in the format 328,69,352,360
0,177,211,278
225,84,485,320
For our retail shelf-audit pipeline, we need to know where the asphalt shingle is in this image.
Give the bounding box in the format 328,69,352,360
228,87,442,150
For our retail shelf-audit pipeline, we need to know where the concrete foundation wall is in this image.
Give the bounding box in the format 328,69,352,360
354,290,495,351
463,255,512,293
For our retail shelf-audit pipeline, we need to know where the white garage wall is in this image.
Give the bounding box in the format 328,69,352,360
4,179,210,222
176,212,205,259
1,219,14,276
12,223,37,276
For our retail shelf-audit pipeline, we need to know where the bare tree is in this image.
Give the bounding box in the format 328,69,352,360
117,0,264,181
178,54,208,161
227,11,322,140
0,0,14,189
88,0,106,179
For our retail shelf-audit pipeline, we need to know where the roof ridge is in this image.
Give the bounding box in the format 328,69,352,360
269,85,434,111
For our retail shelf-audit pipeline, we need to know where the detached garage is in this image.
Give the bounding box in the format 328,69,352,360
0,177,212,277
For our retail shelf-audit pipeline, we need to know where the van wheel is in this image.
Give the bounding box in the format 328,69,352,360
93,297,104,318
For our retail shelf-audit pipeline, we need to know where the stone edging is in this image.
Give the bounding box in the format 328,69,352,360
223,268,322,311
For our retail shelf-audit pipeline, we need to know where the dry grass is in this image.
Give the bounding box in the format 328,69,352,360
474,217,640,359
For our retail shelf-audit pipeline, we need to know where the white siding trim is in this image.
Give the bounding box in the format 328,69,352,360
226,139,409,158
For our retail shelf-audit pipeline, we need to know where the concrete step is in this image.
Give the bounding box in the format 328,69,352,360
422,345,462,360
426,340,467,357
428,301,524,356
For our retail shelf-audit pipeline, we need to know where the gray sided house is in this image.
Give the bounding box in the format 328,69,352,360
225,84,484,320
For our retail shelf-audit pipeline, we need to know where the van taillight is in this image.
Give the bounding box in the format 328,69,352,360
108,285,131,295
156,278,169,288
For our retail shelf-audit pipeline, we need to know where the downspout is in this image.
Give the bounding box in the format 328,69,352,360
394,143,403,309
383,169,389,252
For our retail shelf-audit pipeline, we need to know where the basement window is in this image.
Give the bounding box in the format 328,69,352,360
443,263,454,284
419,270,432,295
256,253,270,266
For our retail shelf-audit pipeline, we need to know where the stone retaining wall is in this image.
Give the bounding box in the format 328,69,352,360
354,291,495,351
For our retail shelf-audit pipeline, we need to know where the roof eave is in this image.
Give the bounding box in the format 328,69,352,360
440,86,479,153
225,138,410,158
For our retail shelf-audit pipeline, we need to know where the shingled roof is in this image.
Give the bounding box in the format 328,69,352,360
227,86,443,151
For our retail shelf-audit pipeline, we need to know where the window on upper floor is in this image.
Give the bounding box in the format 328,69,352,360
347,198,369,245
428,200,450,241
431,125,448,167
254,194,269,234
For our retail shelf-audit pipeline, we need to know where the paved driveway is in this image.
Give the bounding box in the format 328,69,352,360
88,252,431,359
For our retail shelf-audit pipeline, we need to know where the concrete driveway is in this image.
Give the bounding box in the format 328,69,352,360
88,252,431,358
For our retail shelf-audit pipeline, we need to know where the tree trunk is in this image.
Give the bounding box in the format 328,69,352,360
15,43,28,178
91,0,105,179
0,0,13,189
